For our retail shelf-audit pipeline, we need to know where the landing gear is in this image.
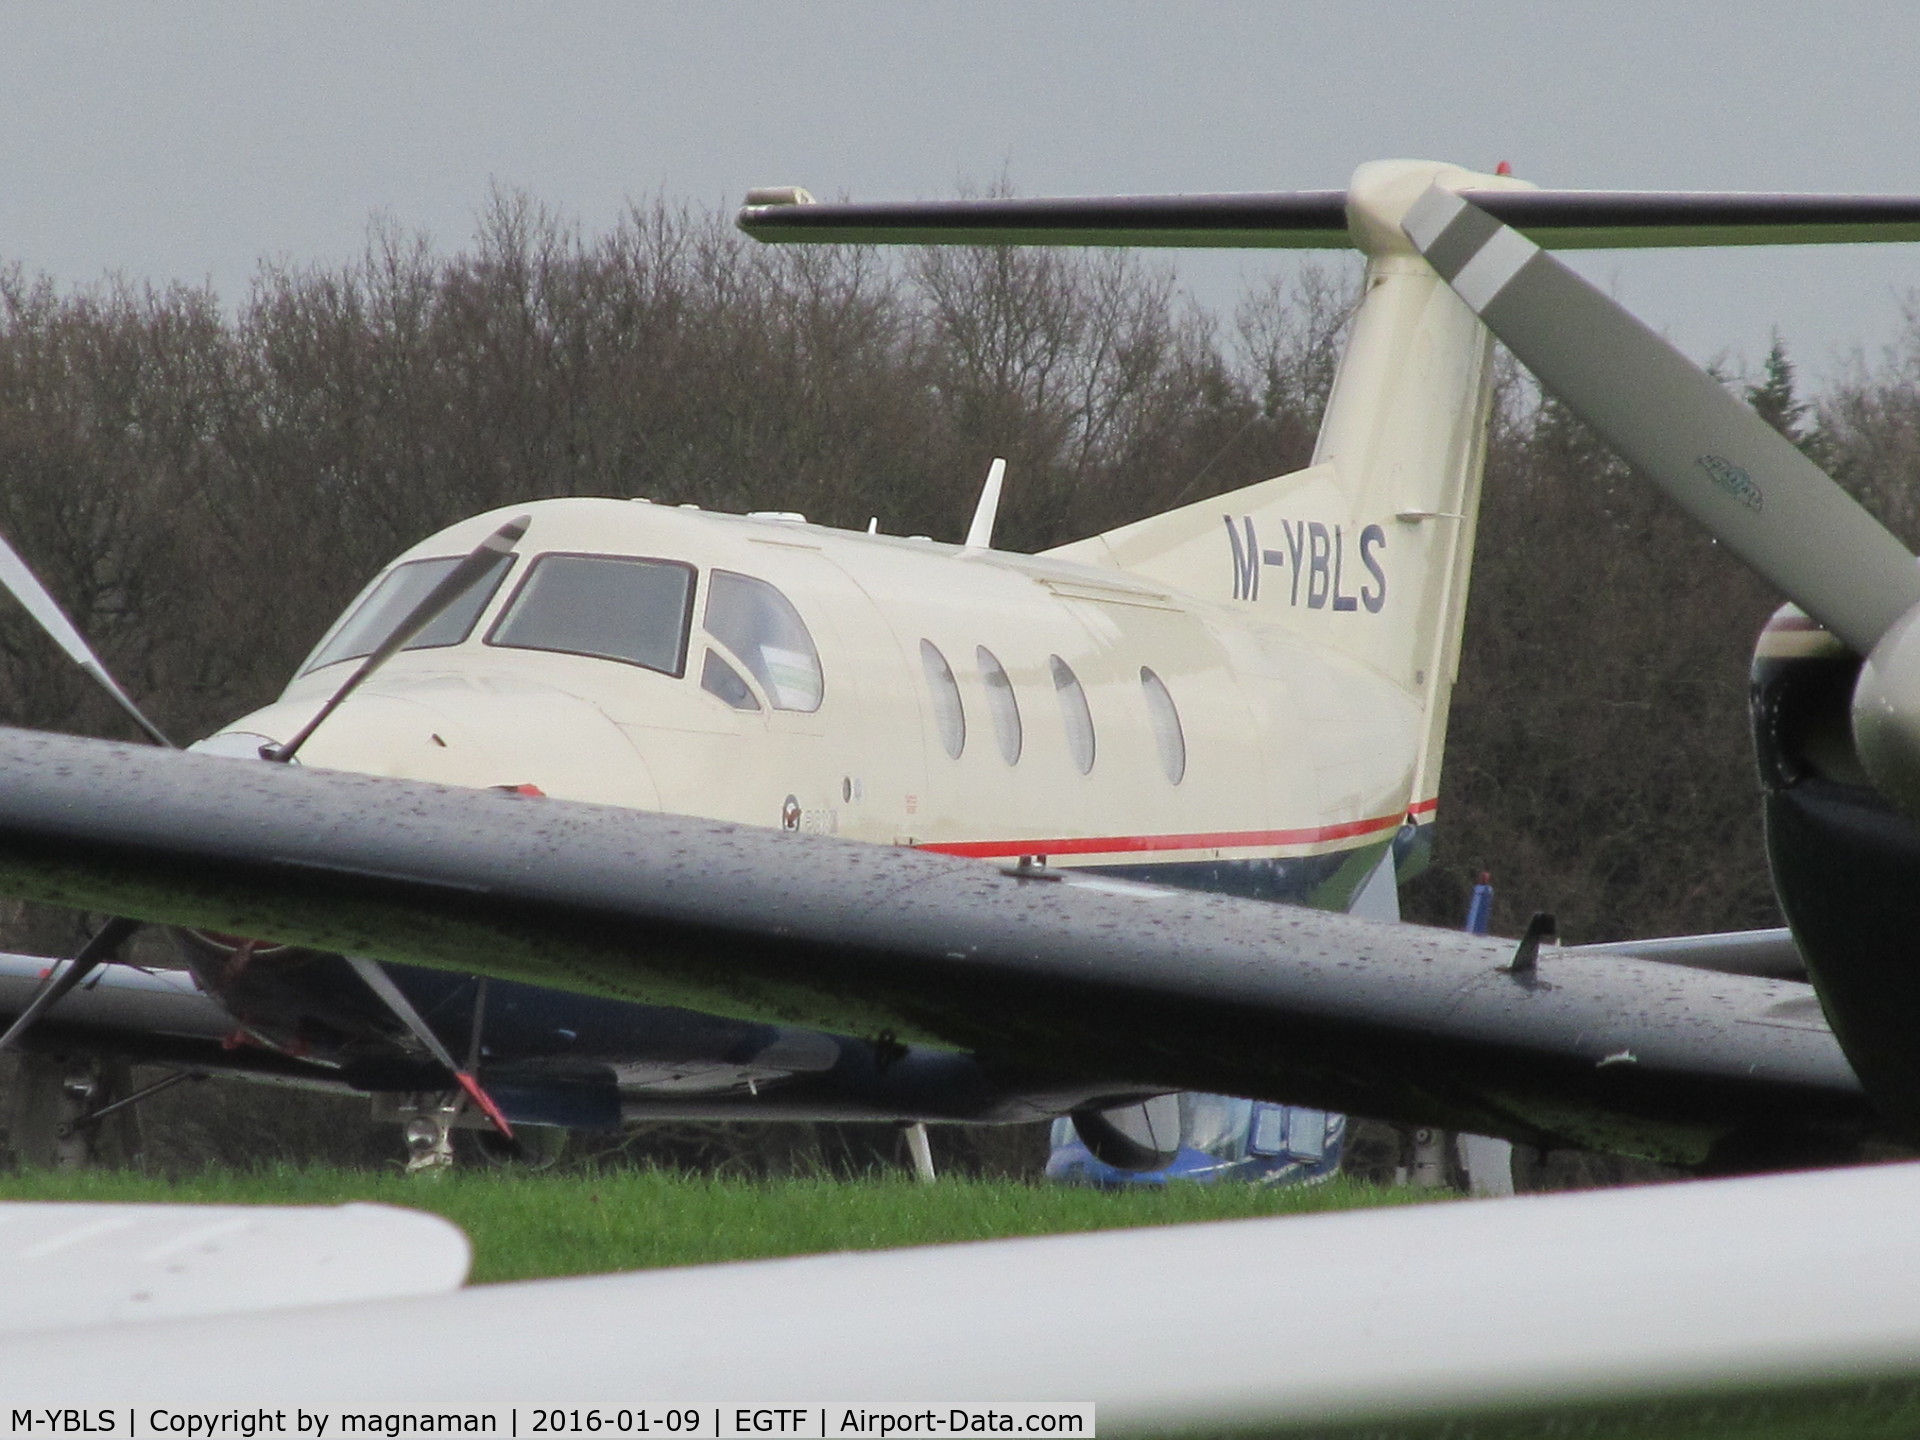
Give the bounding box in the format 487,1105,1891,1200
4,1054,182,1169
382,1090,565,1171
398,1096,462,1173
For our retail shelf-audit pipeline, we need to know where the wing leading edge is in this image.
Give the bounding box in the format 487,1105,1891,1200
0,727,1878,1167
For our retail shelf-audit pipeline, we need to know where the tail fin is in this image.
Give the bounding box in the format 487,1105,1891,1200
1046,160,1529,807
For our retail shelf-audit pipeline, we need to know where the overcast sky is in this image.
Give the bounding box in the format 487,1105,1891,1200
6,3,1920,387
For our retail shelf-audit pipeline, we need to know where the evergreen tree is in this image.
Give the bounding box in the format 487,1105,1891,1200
1745,330,1827,463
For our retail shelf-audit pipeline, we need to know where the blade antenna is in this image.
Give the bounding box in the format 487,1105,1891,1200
345,955,514,1140
266,515,530,764
0,915,142,1054
964,459,1007,551
0,529,172,747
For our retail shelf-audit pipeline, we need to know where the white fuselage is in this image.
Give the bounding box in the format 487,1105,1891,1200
210,161,1530,910
214,498,1426,895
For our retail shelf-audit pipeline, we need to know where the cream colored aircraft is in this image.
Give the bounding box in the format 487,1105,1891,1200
210,161,1506,916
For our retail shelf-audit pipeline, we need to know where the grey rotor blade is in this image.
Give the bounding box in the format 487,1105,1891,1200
1403,185,1920,656
0,530,171,747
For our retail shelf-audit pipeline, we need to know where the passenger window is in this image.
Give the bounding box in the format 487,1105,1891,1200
921,641,965,759
303,552,514,673
489,554,694,675
704,571,824,712
1140,667,1186,784
976,647,1021,765
1050,655,1095,774
701,649,760,711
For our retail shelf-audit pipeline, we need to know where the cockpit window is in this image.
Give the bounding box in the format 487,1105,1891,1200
488,553,695,675
704,570,823,712
302,553,515,674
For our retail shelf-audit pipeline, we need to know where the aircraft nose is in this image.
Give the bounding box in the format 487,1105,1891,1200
199,684,662,809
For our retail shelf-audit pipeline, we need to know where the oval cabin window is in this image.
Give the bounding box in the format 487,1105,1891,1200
1049,655,1095,774
1140,666,1186,784
921,640,966,759
976,646,1022,765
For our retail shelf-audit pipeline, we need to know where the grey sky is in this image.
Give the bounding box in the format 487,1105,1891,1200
6,3,1920,387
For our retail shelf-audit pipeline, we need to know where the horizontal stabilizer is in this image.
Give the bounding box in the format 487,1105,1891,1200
740,186,1920,251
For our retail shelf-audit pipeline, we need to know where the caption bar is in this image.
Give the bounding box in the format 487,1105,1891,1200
2,1409,1094,1439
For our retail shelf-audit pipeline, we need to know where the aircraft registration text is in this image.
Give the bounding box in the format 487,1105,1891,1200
1224,515,1386,611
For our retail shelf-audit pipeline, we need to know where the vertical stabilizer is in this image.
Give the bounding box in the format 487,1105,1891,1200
1048,160,1531,809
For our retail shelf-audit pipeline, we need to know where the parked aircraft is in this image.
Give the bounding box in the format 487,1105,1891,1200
0,161,1901,1177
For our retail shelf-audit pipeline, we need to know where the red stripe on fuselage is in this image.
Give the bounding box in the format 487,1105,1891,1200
917,799,1436,860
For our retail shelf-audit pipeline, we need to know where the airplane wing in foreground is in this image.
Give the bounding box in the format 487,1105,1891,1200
0,727,1878,1168
7,1164,1920,1433
0,1200,468,1335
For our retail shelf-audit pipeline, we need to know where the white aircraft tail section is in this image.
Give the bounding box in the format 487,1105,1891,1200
1048,161,1530,807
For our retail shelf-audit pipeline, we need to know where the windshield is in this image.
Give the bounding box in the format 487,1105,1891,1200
302,553,514,674
489,553,695,675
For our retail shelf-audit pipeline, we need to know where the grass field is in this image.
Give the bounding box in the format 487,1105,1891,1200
0,1166,1432,1283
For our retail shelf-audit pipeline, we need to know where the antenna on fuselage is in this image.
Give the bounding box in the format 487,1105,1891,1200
964,458,1007,551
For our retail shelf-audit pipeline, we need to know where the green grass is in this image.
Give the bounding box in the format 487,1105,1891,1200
0,1166,1431,1283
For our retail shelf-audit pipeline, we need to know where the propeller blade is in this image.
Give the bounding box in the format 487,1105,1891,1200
344,955,513,1141
0,915,142,1054
1402,185,1920,657
0,530,172,747
268,515,529,764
